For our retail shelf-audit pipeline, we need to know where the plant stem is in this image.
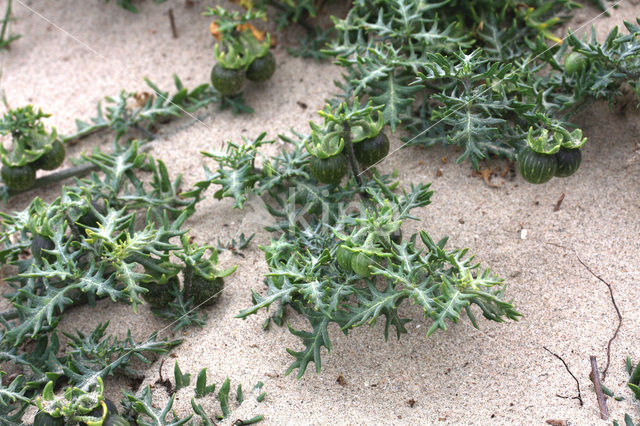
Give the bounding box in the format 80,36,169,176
343,122,371,200
0,0,13,48
61,125,108,145
0,309,18,320
183,265,193,301
342,123,361,185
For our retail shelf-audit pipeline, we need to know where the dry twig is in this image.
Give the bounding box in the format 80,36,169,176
168,8,178,39
553,192,565,212
574,254,622,380
589,356,609,420
543,346,583,406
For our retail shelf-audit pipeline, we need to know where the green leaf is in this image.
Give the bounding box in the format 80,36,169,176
195,368,216,398
174,362,191,392
285,313,332,379
217,378,231,418
125,386,192,426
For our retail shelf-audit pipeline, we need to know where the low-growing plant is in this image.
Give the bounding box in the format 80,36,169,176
0,140,235,423
63,74,249,145
0,0,20,49
0,106,66,192
205,7,276,98
324,0,640,183
121,363,265,425
606,356,640,426
191,100,520,378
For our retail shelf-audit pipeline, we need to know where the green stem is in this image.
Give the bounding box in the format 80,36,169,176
0,309,18,320
61,125,108,145
183,265,193,301
342,122,364,188
0,0,12,46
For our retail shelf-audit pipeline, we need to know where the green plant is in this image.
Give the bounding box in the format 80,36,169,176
0,106,64,190
324,1,640,182
610,356,640,426
192,105,520,378
305,99,386,187
0,73,254,198
0,141,235,423
0,0,20,49
205,7,275,97
629,356,640,401
63,74,242,144
122,363,265,425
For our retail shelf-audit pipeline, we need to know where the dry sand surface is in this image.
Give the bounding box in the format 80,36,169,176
1,0,639,424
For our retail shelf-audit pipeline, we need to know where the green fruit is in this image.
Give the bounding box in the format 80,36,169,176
336,245,354,271
554,147,582,178
190,274,224,307
33,140,65,170
518,147,557,184
33,412,65,426
211,63,245,96
351,252,375,277
32,234,55,263
353,133,390,166
309,154,347,185
564,52,589,75
142,276,179,308
1,164,36,191
246,51,276,82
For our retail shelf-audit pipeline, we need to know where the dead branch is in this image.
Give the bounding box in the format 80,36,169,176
543,346,583,406
589,356,609,420
168,8,178,39
574,254,622,381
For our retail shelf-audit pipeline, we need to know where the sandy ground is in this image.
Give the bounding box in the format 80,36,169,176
1,0,639,424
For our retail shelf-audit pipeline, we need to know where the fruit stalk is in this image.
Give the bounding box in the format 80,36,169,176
342,122,363,188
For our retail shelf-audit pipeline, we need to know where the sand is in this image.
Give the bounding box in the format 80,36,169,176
1,0,639,424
